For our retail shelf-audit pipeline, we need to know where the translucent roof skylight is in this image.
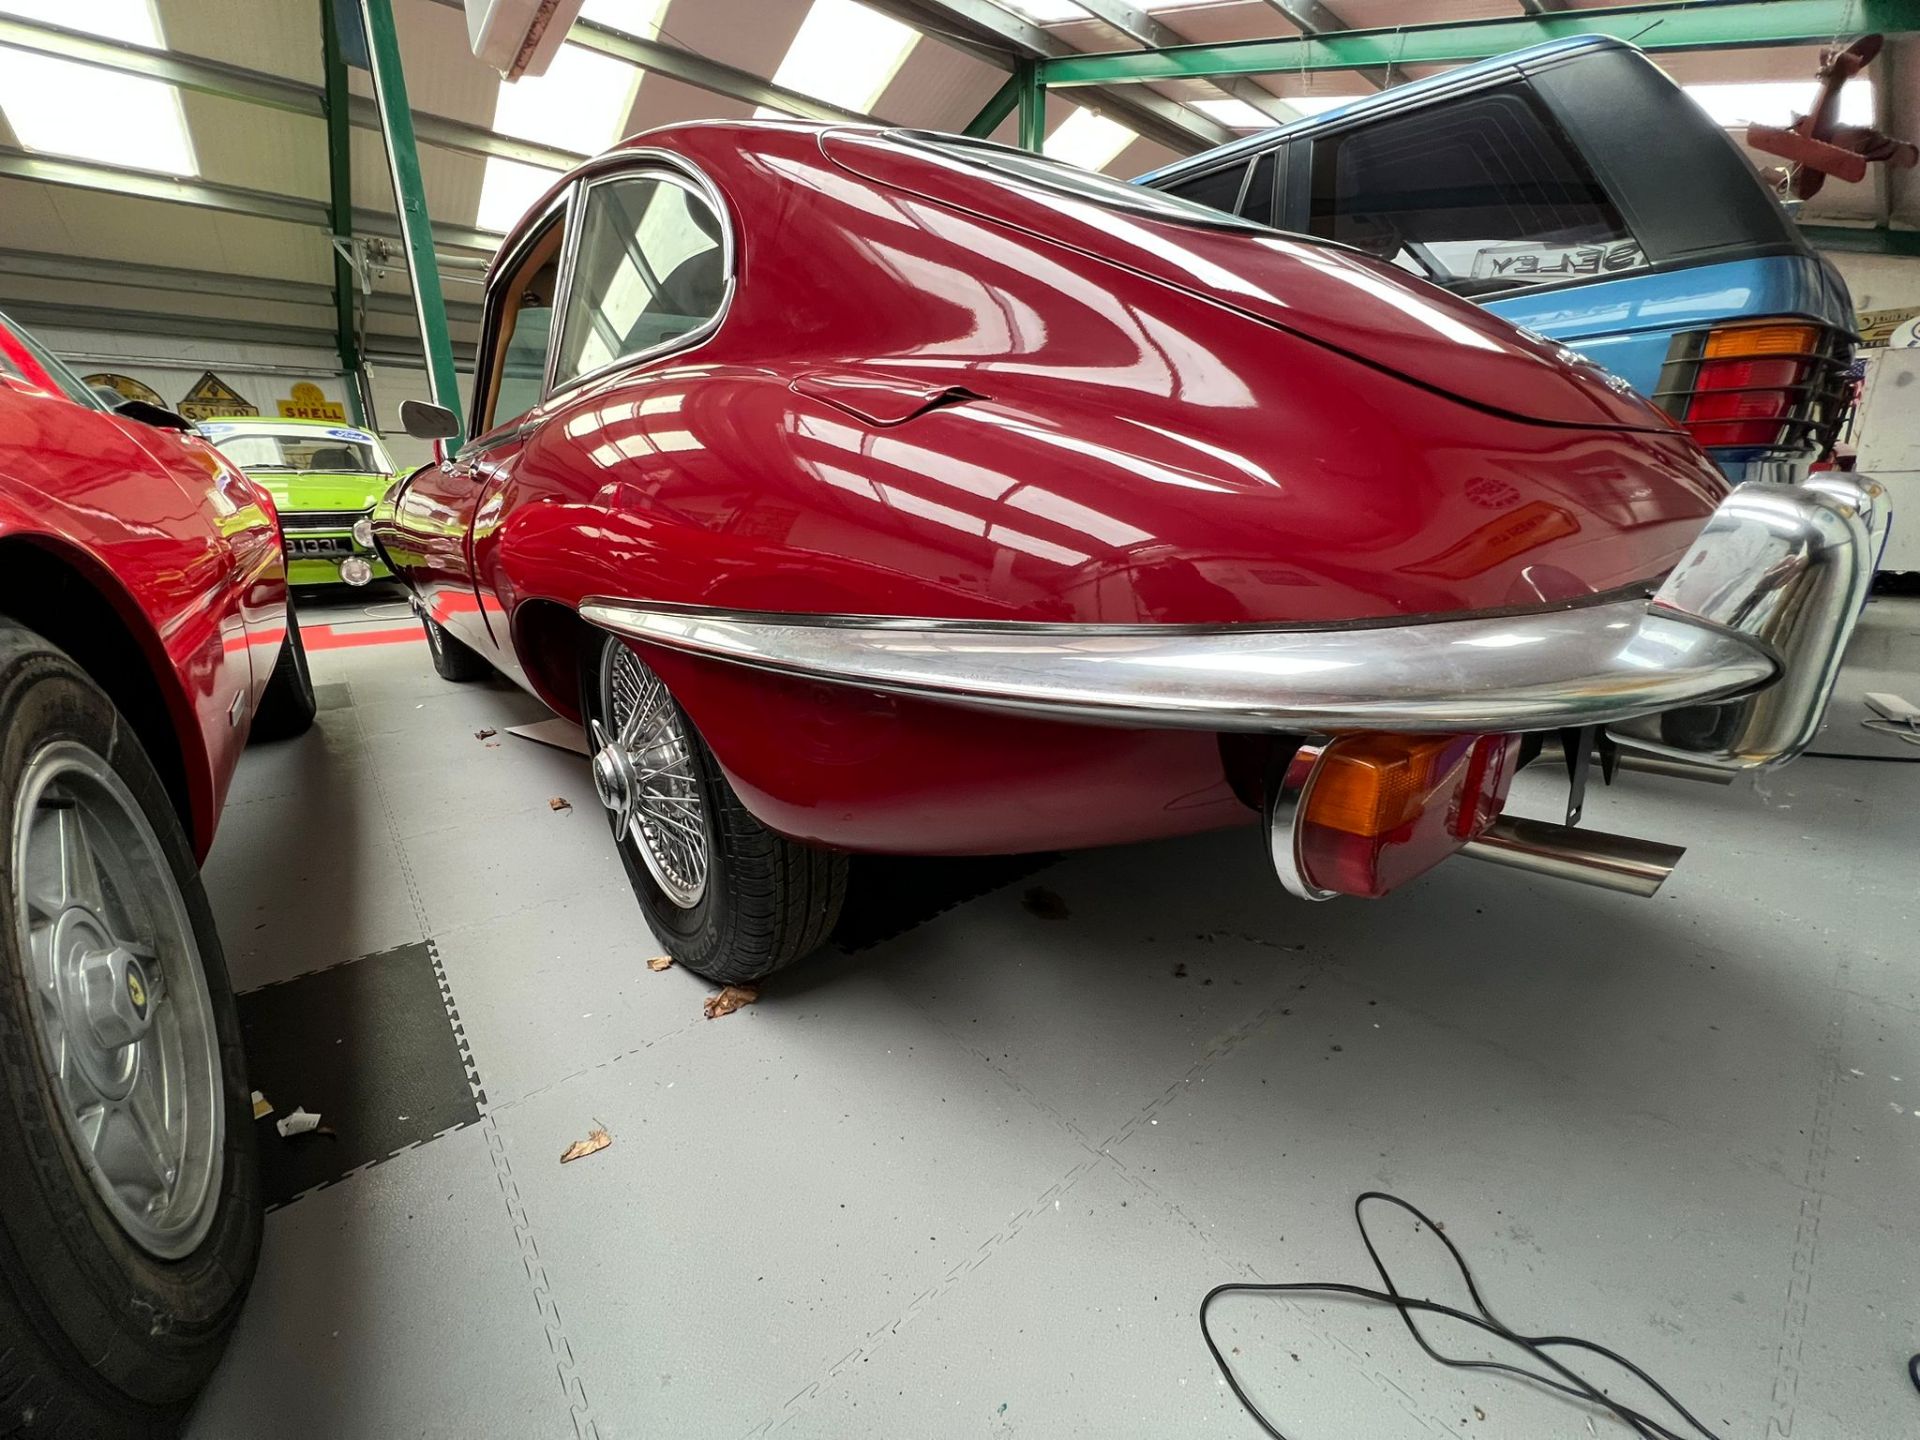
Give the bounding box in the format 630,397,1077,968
1684,81,1873,129
994,0,1088,21
476,40,642,234
576,0,671,38
1281,94,1366,117
1192,98,1283,131
0,0,196,176
1044,107,1135,173
756,0,919,117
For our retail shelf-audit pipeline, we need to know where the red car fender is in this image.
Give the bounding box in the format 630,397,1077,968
0,499,223,858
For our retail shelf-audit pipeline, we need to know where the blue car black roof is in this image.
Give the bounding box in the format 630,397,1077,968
1134,34,1632,184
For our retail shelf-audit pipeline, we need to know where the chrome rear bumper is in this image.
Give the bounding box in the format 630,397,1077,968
581,478,1887,766
1609,474,1888,769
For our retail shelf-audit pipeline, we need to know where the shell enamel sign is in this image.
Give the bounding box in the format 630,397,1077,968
277,382,348,422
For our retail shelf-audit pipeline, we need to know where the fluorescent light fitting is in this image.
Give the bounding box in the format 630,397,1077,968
1044,107,1135,172
0,0,196,175
477,40,640,234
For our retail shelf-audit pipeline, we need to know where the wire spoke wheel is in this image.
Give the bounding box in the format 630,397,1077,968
595,639,709,908
10,741,224,1261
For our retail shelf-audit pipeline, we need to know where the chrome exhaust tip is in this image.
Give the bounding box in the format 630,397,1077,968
1460,816,1683,898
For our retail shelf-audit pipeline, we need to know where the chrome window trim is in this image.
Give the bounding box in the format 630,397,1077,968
543,154,736,408
469,186,577,448
580,480,1885,760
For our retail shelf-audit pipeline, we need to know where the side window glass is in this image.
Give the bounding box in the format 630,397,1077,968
1237,152,1277,226
1159,160,1250,217
555,173,727,387
479,216,566,437
1307,87,1645,298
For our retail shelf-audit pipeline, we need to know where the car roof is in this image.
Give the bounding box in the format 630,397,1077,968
1133,34,1631,183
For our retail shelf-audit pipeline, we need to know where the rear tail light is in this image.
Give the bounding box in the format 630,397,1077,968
1655,319,1852,456
1297,733,1518,898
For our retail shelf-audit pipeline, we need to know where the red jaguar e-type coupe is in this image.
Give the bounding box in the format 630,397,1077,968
379,122,1887,985
1,310,314,1435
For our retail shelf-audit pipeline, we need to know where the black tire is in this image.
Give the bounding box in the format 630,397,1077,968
422,613,490,682
584,635,845,985
0,621,260,1439
249,604,316,741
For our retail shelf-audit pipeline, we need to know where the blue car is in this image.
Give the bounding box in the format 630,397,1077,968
1137,36,1855,484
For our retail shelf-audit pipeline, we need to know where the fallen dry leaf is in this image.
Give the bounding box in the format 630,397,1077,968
474,727,497,740
1020,886,1070,921
647,955,673,972
549,796,572,812
703,984,759,1019
560,1126,611,1164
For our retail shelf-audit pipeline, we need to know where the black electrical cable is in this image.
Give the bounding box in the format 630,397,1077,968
1200,1193,1727,1440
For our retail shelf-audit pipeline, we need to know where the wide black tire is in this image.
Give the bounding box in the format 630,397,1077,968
422,614,490,682
584,636,846,985
0,623,261,1439
249,604,316,741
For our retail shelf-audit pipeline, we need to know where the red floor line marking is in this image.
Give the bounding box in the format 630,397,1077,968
304,624,424,651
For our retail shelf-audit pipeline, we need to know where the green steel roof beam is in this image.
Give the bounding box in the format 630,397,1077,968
964,74,1021,137
1016,60,1046,151
322,0,364,425
856,0,1230,152
1259,1,1386,91
1062,0,1305,120
1038,1,1920,86
358,0,462,430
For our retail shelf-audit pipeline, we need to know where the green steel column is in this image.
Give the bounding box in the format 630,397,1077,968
1015,60,1045,153
964,73,1021,139
358,0,462,430
321,0,365,425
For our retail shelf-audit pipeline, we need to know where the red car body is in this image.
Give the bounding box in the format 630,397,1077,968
0,312,288,859
378,124,1882,896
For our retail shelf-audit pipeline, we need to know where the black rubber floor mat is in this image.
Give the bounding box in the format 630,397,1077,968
237,941,481,1208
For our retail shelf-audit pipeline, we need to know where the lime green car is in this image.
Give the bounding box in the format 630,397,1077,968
199,416,397,587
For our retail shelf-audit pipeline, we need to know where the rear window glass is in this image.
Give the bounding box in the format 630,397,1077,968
1239,152,1277,226
1160,161,1249,215
208,433,392,474
897,132,1273,232
1308,86,1645,298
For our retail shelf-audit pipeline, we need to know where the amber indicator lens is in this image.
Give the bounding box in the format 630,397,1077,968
1298,733,1517,898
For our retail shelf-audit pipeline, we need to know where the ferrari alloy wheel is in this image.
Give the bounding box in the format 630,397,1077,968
14,743,224,1258
0,621,259,1438
586,635,846,984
